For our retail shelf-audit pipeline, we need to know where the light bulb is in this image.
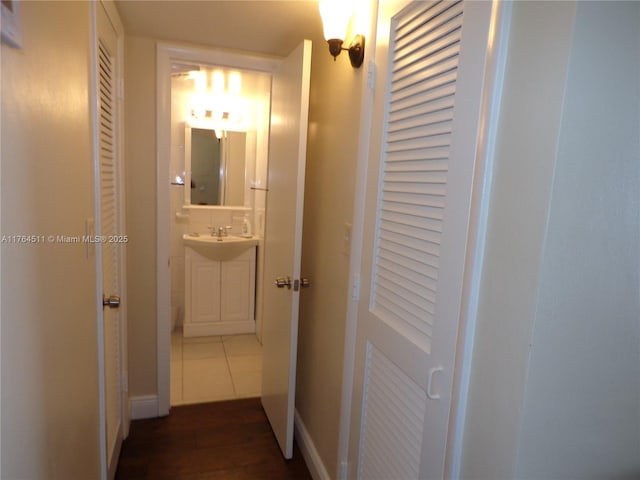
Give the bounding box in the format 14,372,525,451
229,72,242,95
212,70,225,95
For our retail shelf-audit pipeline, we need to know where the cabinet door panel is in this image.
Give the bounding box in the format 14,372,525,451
221,261,250,322
192,260,221,324
185,246,256,336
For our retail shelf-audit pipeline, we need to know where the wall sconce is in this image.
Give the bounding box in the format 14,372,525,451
319,0,365,68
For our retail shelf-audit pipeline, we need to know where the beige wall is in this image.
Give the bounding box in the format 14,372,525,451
124,35,159,397
296,20,365,479
1,1,102,478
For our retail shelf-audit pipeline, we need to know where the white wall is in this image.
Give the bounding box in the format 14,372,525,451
1,1,102,478
461,3,577,476
462,1,640,478
515,2,640,477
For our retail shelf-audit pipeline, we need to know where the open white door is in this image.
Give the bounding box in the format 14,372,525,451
95,2,126,478
261,39,312,459
347,1,493,478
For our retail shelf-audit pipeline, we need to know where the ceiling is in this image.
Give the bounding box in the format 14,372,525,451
114,0,324,57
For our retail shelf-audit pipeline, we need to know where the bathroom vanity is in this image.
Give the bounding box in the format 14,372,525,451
183,233,257,337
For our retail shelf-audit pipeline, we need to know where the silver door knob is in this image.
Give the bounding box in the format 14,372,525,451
103,294,121,308
274,276,292,289
300,277,311,288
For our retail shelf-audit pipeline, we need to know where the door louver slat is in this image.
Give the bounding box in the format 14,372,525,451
358,346,427,479
98,37,121,461
371,0,463,353
390,75,457,106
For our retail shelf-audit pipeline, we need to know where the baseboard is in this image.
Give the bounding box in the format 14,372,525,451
130,395,160,420
294,409,331,480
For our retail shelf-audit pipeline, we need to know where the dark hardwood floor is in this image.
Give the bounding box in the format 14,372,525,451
115,398,312,480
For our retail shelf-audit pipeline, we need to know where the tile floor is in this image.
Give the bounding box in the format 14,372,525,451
171,329,263,406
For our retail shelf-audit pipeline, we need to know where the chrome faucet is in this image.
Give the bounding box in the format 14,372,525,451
209,225,231,239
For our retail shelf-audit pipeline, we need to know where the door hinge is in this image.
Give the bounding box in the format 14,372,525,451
351,273,360,301
367,61,376,91
339,460,349,480
122,371,128,393
118,78,124,100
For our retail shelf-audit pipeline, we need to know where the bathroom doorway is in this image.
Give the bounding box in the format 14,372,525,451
163,50,275,406
157,41,312,456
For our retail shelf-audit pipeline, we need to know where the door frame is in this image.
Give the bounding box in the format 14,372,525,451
156,43,281,415
91,1,128,478
335,1,513,478
443,3,512,476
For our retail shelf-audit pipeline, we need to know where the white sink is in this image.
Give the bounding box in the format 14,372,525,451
182,233,258,260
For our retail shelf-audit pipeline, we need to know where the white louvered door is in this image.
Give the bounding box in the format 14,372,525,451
96,2,124,478
349,1,493,478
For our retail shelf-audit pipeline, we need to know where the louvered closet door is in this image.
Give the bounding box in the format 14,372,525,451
97,2,124,477
349,1,493,478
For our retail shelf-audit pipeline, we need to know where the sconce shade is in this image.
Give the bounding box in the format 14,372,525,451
318,0,364,68
319,0,352,42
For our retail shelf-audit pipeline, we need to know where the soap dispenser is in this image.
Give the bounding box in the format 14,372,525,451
242,217,252,237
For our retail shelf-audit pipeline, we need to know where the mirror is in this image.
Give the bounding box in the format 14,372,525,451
185,126,249,207
171,63,271,209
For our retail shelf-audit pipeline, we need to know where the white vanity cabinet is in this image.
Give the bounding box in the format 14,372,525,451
184,245,256,337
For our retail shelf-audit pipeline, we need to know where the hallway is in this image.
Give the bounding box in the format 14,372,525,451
115,398,311,479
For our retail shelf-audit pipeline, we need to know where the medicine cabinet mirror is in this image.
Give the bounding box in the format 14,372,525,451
171,62,271,209
184,126,249,207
